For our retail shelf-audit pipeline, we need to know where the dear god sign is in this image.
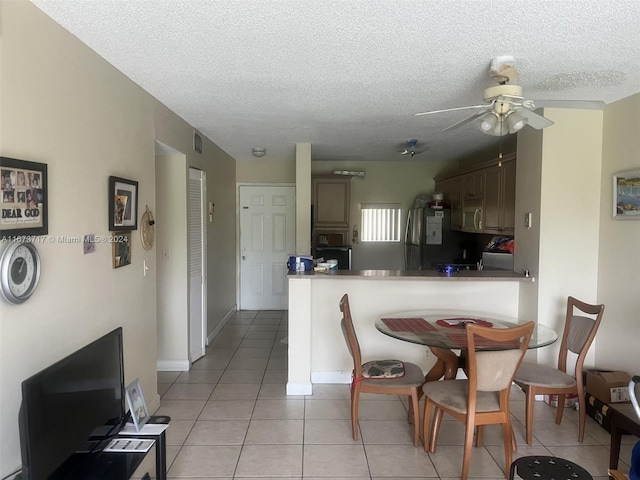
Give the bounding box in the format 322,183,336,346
2,207,41,219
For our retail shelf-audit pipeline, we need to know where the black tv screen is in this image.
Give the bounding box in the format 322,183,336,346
19,327,125,480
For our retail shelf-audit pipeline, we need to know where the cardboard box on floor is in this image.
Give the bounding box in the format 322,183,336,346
585,369,631,403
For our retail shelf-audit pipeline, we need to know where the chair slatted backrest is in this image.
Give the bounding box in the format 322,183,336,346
558,296,604,373
466,322,534,395
339,294,362,378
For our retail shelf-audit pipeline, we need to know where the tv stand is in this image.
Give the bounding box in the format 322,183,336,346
22,416,170,480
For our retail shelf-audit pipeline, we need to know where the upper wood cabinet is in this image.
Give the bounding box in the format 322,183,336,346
312,175,350,228
481,159,516,235
462,171,485,200
434,153,516,235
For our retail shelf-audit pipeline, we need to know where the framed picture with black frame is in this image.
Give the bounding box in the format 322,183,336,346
0,157,48,239
109,176,138,231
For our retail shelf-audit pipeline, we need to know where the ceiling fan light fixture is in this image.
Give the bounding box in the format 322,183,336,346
478,112,499,133
506,110,527,133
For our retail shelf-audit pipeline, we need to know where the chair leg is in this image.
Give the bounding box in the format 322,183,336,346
524,388,535,445
351,385,360,441
555,394,566,424
409,389,421,447
461,418,475,480
430,408,444,453
423,398,433,452
502,421,513,478
475,425,483,447
577,390,586,442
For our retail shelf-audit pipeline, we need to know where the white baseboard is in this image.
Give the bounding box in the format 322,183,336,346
311,371,351,384
286,382,313,395
207,304,237,345
157,360,190,372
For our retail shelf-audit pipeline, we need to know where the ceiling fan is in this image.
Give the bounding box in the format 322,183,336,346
398,138,429,156
414,56,555,136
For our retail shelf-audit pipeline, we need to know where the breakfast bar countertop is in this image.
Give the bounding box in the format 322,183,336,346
288,269,534,282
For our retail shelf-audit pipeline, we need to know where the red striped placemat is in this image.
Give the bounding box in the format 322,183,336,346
445,333,520,349
381,317,437,333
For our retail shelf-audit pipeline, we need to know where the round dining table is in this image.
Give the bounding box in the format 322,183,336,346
376,312,558,382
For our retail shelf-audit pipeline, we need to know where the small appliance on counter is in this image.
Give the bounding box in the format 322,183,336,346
482,252,514,271
314,246,352,270
481,236,515,271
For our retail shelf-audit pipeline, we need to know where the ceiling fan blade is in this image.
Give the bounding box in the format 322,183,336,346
518,108,555,129
530,99,605,110
413,104,489,116
443,110,490,132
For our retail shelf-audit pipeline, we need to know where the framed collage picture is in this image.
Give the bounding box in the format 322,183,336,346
0,157,48,239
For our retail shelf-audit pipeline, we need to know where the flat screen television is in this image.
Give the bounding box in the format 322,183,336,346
19,327,126,480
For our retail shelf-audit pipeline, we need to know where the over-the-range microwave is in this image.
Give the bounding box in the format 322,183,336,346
461,202,483,233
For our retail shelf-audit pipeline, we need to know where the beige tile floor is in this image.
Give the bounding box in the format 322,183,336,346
150,310,636,479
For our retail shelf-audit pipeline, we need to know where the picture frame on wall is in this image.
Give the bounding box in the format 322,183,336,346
109,176,138,231
125,378,150,431
112,231,131,268
0,157,48,239
613,169,640,219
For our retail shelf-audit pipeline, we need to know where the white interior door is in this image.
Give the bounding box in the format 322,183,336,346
188,168,206,363
239,185,295,310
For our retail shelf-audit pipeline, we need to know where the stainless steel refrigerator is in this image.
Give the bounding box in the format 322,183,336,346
404,206,473,270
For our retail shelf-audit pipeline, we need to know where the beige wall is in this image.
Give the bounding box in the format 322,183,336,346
597,93,640,371
0,1,236,474
236,158,296,183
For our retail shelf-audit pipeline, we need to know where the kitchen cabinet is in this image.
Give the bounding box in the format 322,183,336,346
312,175,350,228
483,159,516,234
434,153,516,235
462,171,484,200
312,175,350,253
435,176,463,230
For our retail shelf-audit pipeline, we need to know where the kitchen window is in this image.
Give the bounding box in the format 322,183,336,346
361,204,402,242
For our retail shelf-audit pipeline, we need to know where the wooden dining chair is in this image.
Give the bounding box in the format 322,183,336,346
423,321,534,480
513,296,605,444
339,294,425,447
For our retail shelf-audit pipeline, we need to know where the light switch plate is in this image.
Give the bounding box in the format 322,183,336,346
525,212,532,228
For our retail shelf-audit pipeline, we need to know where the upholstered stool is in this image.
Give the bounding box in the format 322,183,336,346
509,456,593,480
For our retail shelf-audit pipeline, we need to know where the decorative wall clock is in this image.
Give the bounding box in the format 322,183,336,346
0,240,41,304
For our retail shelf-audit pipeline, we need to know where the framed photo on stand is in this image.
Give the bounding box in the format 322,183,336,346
125,378,150,431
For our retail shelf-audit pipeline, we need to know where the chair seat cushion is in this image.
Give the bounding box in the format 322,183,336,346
360,362,424,387
422,379,501,414
515,362,577,388
361,359,405,378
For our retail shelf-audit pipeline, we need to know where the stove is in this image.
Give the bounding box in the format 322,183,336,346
436,262,477,273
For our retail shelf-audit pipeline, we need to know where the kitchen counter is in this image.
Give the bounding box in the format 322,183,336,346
288,269,532,281
287,268,536,395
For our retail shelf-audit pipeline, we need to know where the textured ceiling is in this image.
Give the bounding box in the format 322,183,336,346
30,0,640,164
